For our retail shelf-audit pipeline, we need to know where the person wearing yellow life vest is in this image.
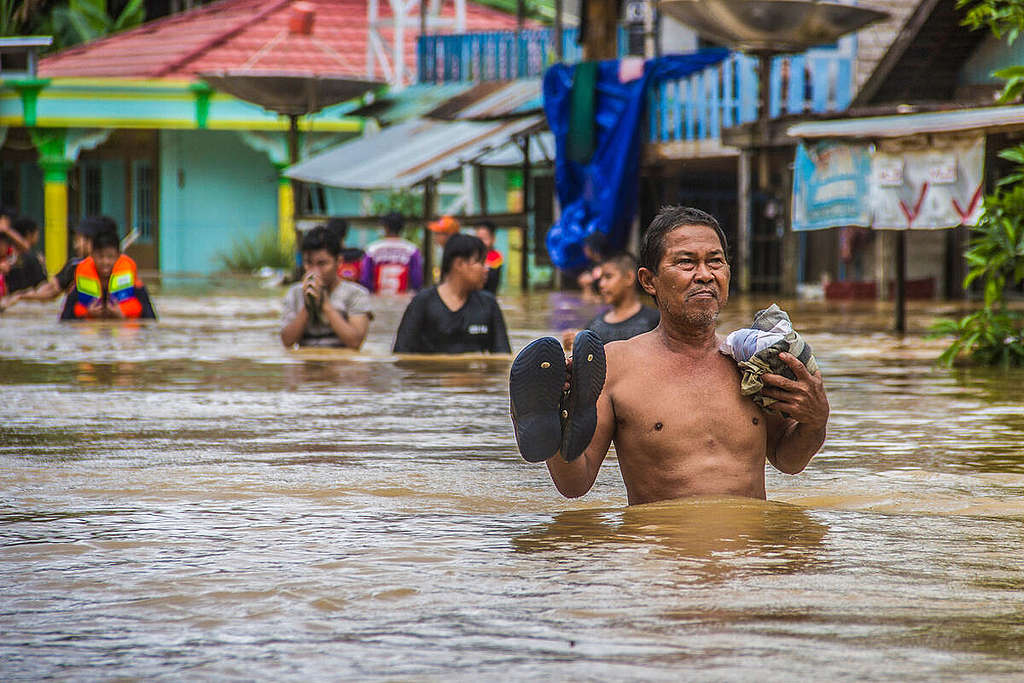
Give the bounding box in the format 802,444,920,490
61,225,157,321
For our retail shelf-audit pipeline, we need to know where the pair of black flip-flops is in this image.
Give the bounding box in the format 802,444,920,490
509,330,607,463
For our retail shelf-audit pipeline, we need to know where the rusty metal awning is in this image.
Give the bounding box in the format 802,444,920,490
787,105,1024,139
284,115,545,189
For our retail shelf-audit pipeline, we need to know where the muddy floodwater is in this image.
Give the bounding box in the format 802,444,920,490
2,285,1024,681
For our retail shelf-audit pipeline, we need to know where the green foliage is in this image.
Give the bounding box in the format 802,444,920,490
49,0,145,48
958,0,1024,44
3,0,145,49
930,308,1024,367
369,189,421,218
993,65,1024,103
932,162,1024,366
217,229,294,273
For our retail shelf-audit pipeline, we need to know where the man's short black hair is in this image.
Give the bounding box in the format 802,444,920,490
77,216,118,238
13,217,39,237
92,229,121,252
325,217,349,244
441,233,486,277
475,220,497,236
381,212,404,236
301,225,341,257
639,206,728,273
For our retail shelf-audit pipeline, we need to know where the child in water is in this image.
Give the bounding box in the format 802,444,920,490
60,220,157,321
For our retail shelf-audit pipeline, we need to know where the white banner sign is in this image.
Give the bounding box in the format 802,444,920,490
868,135,985,230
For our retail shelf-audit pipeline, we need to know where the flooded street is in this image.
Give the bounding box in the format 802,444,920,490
2,286,1024,680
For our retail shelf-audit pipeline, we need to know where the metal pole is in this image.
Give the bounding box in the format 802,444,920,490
289,113,301,244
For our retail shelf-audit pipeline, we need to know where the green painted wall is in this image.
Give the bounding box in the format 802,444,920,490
159,129,278,274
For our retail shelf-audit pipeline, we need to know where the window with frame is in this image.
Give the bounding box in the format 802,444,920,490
133,161,154,242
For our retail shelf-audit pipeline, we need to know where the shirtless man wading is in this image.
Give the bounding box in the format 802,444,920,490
509,206,830,505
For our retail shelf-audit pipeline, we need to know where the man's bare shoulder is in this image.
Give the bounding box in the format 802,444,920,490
603,329,661,378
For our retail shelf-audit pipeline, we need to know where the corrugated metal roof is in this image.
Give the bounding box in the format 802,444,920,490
475,131,554,166
788,105,1024,139
427,79,542,120
284,114,544,189
350,78,543,124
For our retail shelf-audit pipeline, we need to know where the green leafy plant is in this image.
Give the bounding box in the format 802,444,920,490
369,189,421,218
931,175,1024,367
217,229,293,273
931,308,1024,367
958,0,1024,44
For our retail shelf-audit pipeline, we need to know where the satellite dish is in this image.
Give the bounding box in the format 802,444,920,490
659,0,888,54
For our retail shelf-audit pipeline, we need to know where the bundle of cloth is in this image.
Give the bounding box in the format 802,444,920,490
721,304,818,413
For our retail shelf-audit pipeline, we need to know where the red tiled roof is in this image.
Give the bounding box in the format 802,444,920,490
40,0,529,80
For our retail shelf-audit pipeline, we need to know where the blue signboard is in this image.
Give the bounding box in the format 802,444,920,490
791,141,872,232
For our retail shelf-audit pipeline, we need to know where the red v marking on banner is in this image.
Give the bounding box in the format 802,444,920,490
953,184,984,222
898,182,929,228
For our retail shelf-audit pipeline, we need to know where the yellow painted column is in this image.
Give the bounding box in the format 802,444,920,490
278,173,296,254
41,160,72,273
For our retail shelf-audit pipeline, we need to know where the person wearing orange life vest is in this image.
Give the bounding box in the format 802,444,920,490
474,220,503,294
62,226,156,321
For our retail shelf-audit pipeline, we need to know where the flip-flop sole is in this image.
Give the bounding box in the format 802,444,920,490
561,330,606,462
509,337,566,463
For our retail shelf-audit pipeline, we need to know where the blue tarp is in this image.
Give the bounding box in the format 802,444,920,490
543,50,730,270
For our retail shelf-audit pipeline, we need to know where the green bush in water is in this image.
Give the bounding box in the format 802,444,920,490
931,148,1024,367
217,229,294,273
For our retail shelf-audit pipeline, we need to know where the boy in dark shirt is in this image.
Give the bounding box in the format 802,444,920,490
3,217,47,295
563,251,659,347
393,233,511,354
3,217,101,310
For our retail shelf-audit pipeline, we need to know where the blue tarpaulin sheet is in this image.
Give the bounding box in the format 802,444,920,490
543,50,729,270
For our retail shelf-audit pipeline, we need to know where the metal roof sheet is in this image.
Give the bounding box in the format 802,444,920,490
284,114,544,189
787,105,1024,139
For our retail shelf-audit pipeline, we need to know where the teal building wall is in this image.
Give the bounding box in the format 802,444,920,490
959,34,1024,85
159,129,279,274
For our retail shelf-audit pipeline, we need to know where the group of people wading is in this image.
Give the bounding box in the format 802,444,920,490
2,204,831,507
1,211,156,321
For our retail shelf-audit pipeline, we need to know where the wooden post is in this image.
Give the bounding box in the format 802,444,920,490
894,230,906,334
582,0,619,60
422,178,435,285
554,0,564,59
737,149,752,293
520,135,531,292
476,164,489,216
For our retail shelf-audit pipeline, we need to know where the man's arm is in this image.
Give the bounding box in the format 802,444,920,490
393,294,426,353
489,298,511,353
761,352,829,474
545,361,616,498
322,303,369,349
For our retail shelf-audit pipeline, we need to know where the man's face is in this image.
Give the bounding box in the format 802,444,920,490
303,249,340,287
598,262,634,305
474,227,494,250
73,233,92,258
455,253,489,291
639,225,730,328
93,246,120,279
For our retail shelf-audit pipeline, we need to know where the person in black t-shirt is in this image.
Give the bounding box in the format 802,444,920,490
2,217,101,310
393,233,511,354
3,217,47,295
562,251,659,347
